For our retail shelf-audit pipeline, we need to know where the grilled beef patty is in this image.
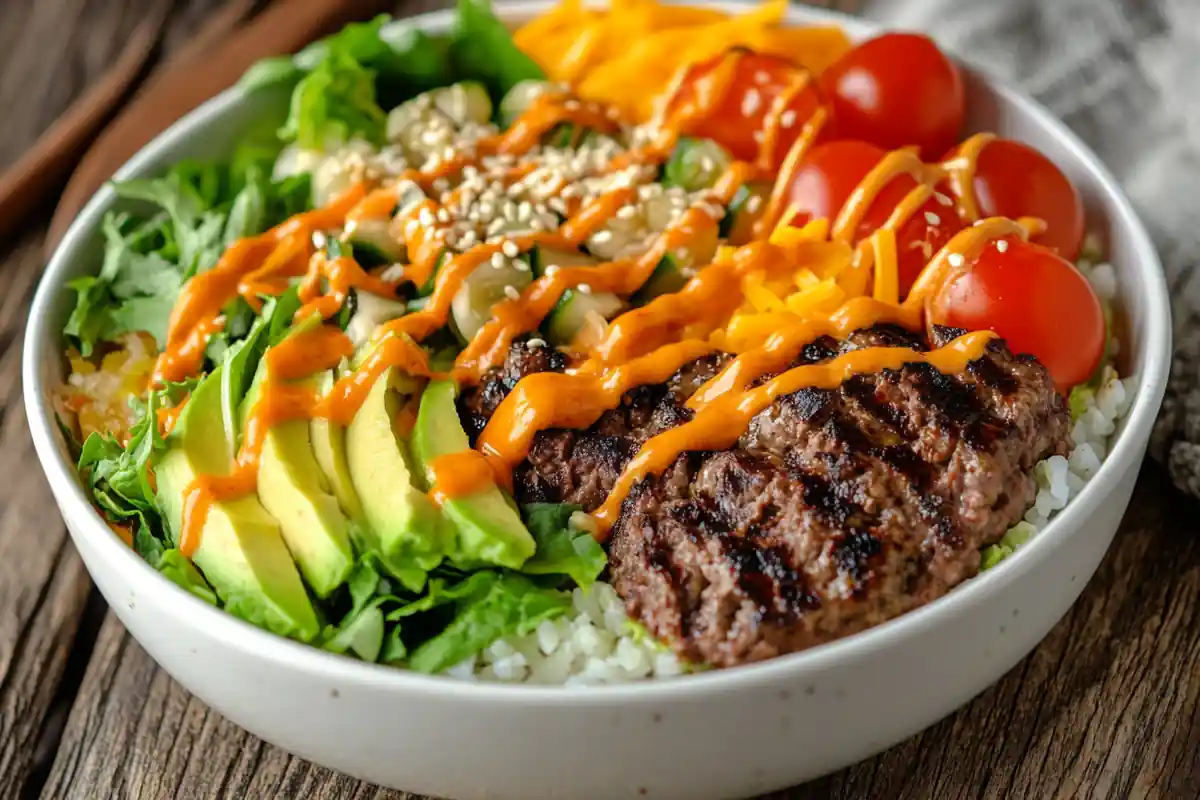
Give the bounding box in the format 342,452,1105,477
458,327,1071,667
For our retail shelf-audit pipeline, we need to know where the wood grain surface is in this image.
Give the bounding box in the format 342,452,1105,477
0,1,1196,799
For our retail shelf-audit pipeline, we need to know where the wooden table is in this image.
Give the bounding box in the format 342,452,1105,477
1,1,1197,797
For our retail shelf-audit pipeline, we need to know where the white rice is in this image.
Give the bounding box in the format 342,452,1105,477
446,582,686,685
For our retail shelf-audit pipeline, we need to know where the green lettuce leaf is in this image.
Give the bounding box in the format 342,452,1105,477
158,549,219,604
278,45,386,149
64,156,313,357
448,0,544,100
519,503,607,588
405,572,571,673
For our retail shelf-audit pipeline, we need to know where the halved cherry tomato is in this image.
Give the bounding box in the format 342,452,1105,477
787,140,964,295
930,237,1104,393
819,33,965,160
668,49,825,168
944,138,1085,260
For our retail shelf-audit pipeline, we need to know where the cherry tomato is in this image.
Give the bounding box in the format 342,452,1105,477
944,138,1085,260
787,140,964,295
931,237,1104,393
819,33,965,159
669,49,826,168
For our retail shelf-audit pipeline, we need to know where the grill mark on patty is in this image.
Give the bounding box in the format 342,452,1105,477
798,335,839,365
967,355,1020,393
843,372,913,434
714,531,821,622
834,528,884,590
905,361,1006,447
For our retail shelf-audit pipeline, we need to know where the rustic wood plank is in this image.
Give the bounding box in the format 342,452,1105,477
39,465,1200,799
0,0,238,797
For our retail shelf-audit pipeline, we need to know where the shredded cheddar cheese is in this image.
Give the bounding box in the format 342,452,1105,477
515,0,852,120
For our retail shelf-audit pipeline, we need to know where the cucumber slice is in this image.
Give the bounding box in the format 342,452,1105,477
722,182,769,243
431,81,493,127
345,290,409,348
450,257,534,343
499,79,557,127
633,254,689,304
663,137,733,192
347,218,403,266
529,245,599,278
545,289,625,347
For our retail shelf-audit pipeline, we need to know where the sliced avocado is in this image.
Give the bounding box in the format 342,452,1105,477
240,360,355,599
311,369,365,523
411,379,536,570
345,366,446,588
155,365,319,641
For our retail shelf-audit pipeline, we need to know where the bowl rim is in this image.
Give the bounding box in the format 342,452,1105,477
23,0,1172,705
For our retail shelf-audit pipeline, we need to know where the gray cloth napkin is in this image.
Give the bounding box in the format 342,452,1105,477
858,0,1200,495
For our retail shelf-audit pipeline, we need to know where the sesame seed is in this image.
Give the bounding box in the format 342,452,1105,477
479,201,495,219
501,240,520,258
924,211,941,226
504,285,521,301
503,200,518,218
418,208,435,226
996,239,1010,253
565,99,580,111
947,253,965,268
934,191,954,207
527,337,547,348
617,204,637,220
591,230,613,244
438,192,452,205
404,220,419,238
432,178,450,193
491,252,507,269
487,219,506,236
699,156,715,173
312,230,328,248
674,247,689,260
459,230,478,248
754,70,770,85
741,89,761,117
746,195,763,213
752,130,765,144
544,265,560,277
578,283,593,295
780,110,797,129
435,209,450,223
514,259,531,272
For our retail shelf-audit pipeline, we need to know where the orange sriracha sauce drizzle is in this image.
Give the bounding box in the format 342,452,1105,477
158,47,1034,553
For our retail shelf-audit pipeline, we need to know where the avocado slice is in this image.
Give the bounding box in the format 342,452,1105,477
310,369,365,523
155,365,320,641
240,361,355,599
345,366,446,589
411,379,536,570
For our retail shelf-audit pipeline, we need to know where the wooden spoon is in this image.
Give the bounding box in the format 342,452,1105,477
45,0,395,253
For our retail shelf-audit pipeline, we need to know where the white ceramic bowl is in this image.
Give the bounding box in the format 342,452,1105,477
24,3,1171,798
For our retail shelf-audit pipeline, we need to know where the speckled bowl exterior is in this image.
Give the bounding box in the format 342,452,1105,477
24,3,1171,798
